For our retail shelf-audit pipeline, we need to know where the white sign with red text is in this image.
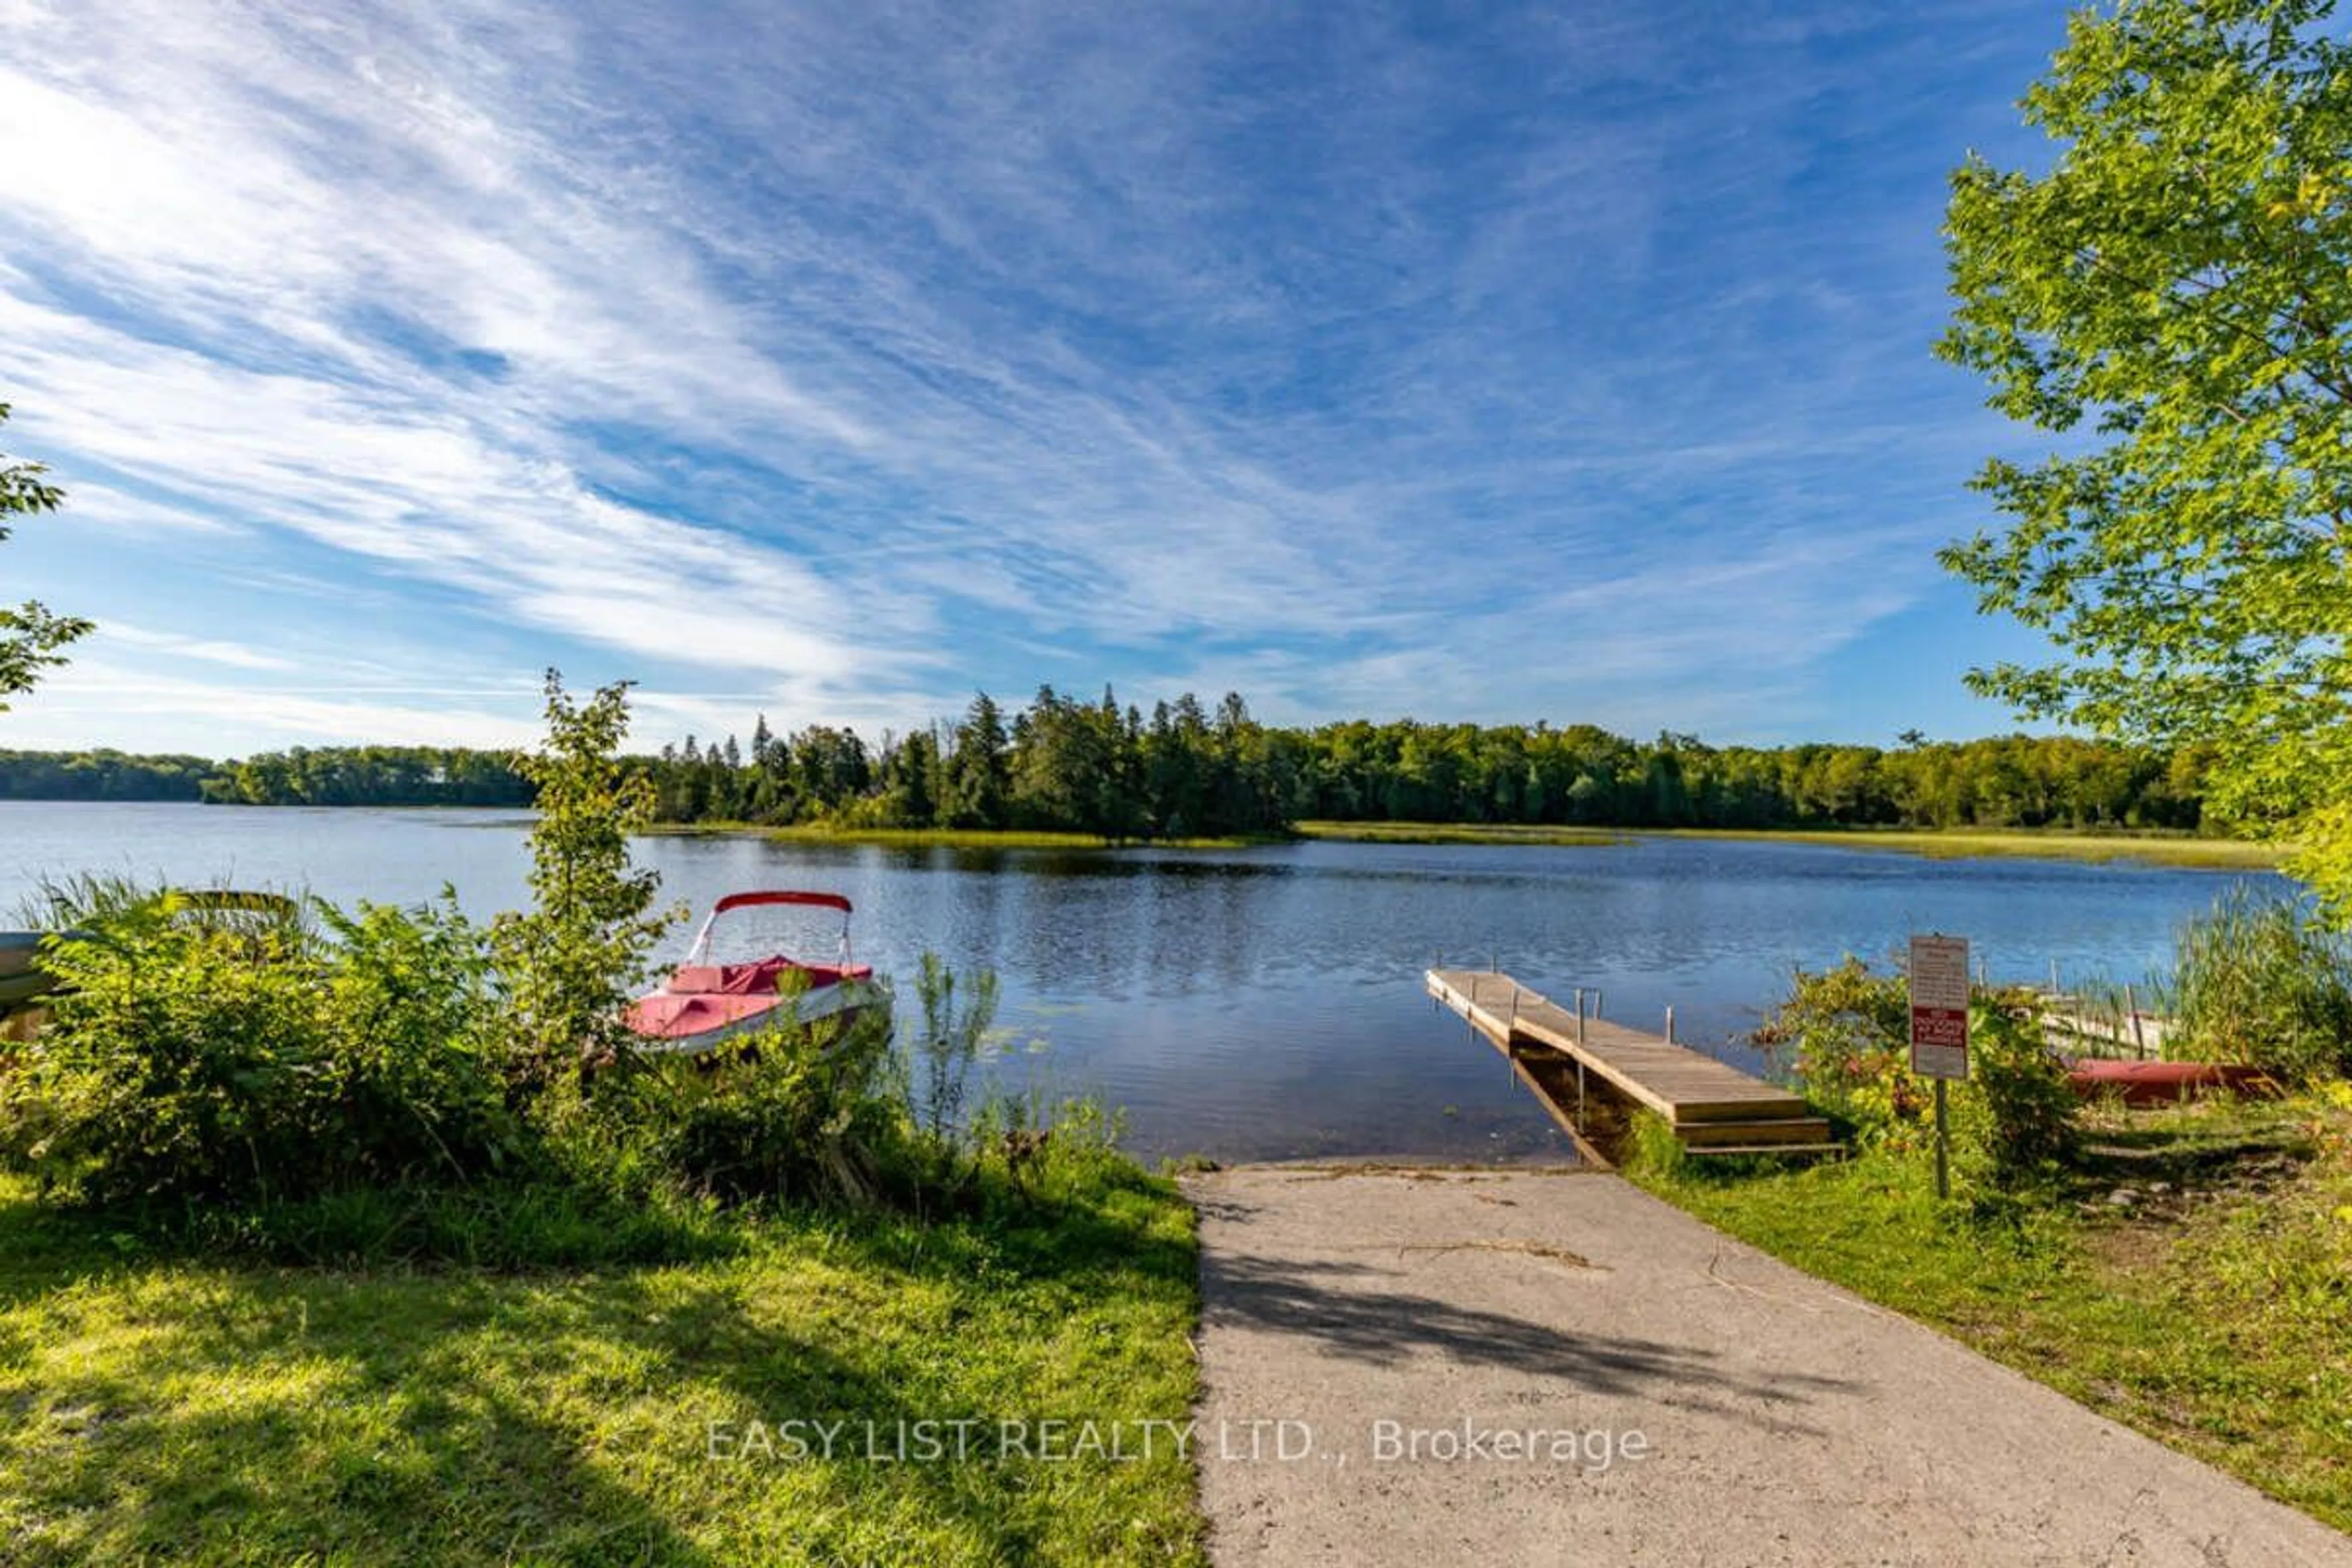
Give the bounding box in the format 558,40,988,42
1909,933,1970,1080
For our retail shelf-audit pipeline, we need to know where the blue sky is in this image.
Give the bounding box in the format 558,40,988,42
1,0,2079,756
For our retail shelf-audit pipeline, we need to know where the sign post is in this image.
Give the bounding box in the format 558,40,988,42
1909,934,1972,1199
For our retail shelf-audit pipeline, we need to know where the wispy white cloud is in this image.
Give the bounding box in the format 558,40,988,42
0,0,2065,750
99,624,295,672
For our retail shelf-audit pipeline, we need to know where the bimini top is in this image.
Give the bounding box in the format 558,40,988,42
712,891,852,916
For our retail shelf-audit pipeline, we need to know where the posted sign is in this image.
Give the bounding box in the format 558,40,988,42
1909,933,1970,1080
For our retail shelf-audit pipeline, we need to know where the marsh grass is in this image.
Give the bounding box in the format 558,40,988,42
1654,827,2283,869
1291,820,1624,846
1288,822,2275,865
649,823,1259,850
2165,886,2352,1080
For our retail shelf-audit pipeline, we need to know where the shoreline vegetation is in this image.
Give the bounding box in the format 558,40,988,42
1623,928,2352,1534
1653,826,2284,869
0,677,1208,1566
1,703,2230,856
1632,1091,2352,1532
649,820,1265,851
644,816,2275,871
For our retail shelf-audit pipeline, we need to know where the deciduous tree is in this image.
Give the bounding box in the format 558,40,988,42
1937,0,2352,915
0,404,90,709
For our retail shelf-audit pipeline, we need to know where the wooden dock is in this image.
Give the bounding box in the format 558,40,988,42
2035,995,2172,1059
1426,969,1836,1159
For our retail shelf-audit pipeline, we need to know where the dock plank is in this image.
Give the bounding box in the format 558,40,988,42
1427,969,1820,1143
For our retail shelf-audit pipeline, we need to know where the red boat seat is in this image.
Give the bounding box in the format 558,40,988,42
666,959,872,995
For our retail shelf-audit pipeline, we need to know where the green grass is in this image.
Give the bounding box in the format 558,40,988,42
1631,1091,2352,1532
1290,820,1625,847
1653,826,2285,869
0,1166,1207,1567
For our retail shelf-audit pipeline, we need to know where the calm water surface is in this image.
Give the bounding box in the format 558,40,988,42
0,803,2279,1163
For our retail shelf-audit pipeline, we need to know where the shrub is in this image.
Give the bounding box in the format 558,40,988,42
1619,1107,1687,1178
1959,996,2078,1186
312,896,519,1182
907,950,1000,1142
1752,957,1922,1142
2169,886,2352,1083
607,1007,914,1207
0,674,1057,1248
2,892,514,1205
1757,958,2077,1191
491,670,680,1087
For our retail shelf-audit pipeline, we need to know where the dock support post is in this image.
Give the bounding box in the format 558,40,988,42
1574,989,1586,1045
2125,984,2144,1058
1665,1005,1675,1045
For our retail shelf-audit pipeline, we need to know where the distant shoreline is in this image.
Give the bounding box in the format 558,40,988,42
1295,821,2279,869
648,818,2283,870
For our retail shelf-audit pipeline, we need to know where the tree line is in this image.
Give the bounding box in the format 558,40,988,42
0,748,216,801
0,687,2217,837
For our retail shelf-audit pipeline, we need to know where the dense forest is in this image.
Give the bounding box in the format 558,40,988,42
0,748,215,801
199,746,533,807
0,686,2215,837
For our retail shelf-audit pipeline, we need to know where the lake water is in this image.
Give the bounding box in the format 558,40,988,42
0,802,2280,1163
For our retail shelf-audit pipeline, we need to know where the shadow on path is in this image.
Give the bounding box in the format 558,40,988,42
1201,1248,1855,1430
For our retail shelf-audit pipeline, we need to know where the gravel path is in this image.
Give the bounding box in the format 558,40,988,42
1185,1164,2350,1568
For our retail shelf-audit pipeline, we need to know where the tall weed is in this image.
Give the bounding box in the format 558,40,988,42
2169,886,2352,1082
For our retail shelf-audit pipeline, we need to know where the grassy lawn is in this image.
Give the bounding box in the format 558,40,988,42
1632,1093,2352,1532
0,1167,1207,1567
1653,826,2283,869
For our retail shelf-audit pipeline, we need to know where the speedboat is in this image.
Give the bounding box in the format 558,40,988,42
622,891,888,1055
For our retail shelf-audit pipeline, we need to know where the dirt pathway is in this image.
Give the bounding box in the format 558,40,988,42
1185,1165,2349,1567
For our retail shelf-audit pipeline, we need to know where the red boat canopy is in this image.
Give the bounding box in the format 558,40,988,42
713,891,853,916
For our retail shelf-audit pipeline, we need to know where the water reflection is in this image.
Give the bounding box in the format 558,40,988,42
0,804,2279,1163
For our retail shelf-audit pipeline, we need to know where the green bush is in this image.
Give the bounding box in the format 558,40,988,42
2170,886,2352,1083
908,950,1000,1142
1752,957,1923,1142
603,1008,914,1207
0,674,1078,1256
490,671,680,1088
1958,997,2078,1186
1758,958,2078,1191
2,893,514,1205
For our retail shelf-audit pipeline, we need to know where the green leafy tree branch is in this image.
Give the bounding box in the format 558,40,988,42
0,403,91,710
1937,0,2352,917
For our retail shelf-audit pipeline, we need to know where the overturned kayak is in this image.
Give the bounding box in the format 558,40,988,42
624,891,889,1055
2065,1058,2274,1106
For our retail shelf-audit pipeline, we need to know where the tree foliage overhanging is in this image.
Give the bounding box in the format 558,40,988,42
1937,0,2351,915
0,687,2219,839
0,402,90,710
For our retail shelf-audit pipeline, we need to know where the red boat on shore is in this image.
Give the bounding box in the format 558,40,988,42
2064,1058,2274,1106
624,891,888,1055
